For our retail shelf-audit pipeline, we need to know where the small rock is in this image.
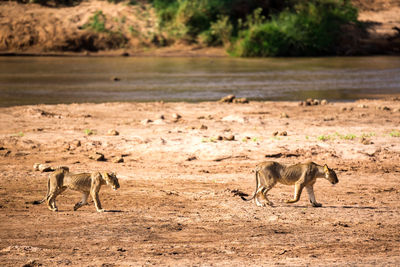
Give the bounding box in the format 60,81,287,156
272,131,279,136
279,131,288,136
306,98,314,106
108,129,119,136
323,117,334,121
216,135,223,141
159,114,165,120
320,99,328,105
223,135,235,141
341,107,347,111
73,140,81,147
280,112,289,118
111,76,120,82
38,164,53,172
141,119,153,125
360,137,373,145
112,157,124,163
186,156,197,161
172,113,182,120
89,152,105,161
357,104,368,108
313,99,320,105
233,97,249,104
22,260,42,267
219,94,236,103
33,163,40,171
199,124,208,130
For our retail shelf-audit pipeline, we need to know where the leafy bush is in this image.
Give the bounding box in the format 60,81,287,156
82,11,107,33
152,0,359,56
231,0,358,56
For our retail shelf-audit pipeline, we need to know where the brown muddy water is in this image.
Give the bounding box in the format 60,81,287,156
0,56,399,106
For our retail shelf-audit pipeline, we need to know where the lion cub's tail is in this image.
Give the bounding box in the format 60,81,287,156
31,178,50,205
241,171,259,201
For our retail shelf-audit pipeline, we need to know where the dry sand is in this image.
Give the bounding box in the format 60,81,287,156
0,99,399,266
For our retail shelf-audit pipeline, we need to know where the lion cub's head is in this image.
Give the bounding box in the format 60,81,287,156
323,165,338,184
102,172,120,190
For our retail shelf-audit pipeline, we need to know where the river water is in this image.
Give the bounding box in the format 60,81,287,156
0,56,399,106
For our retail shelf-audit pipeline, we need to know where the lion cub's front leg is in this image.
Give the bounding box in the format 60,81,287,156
305,185,322,207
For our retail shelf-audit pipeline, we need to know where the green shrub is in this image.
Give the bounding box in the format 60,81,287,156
82,11,107,33
231,0,358,56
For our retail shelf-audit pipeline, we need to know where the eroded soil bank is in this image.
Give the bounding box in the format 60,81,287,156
0,0,399,56
0,99,399,266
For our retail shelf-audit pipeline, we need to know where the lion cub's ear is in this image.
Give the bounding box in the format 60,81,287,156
323,164,329,173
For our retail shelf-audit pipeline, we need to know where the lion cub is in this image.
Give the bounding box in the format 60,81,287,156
34,167,120,212
241,161,338,207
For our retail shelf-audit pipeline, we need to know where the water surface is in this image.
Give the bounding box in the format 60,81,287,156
0,56,399,106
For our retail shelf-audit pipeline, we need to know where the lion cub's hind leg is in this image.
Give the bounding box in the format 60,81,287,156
255,172,276,207
74,192,89,211
47,186,67,212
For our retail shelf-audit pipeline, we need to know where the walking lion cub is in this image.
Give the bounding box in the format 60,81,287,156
34,167,120,212
241,161,338,207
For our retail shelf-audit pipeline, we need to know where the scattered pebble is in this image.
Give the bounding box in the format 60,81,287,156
223,135,235,141
279,131,288,136
89,152,105,161
273,131,287,136
141,119,153,125
360,137,373,145
172,113,182,122
300,98,327,106
377,106,391,111
280,112,289,118
34,163,53,172
358,104,368,108
219,94,236,103
111,76,120,82
108,129,119,136
199,124,208,130
186,156,197,161
233,97,249,104
112,157,124,163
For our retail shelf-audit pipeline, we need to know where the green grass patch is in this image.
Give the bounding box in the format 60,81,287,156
389,130,400,137
84,129,96,136
82,11,107,33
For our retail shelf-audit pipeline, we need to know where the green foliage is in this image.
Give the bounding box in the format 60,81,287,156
231,0,358,56
12,131,24,137
84,129,96,136
389,130,400,137
82,11,107,33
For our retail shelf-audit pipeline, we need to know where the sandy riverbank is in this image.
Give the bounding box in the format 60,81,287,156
0,99,399,265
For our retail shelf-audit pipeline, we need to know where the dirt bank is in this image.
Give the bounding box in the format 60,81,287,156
0,99,399,266
0,0,399,56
